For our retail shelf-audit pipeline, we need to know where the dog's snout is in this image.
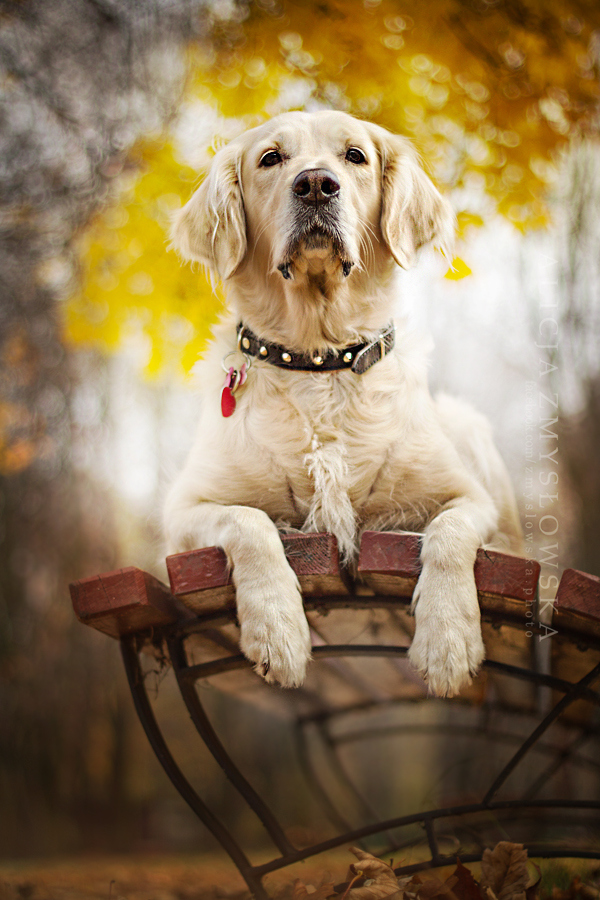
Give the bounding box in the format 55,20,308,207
292,168,340,207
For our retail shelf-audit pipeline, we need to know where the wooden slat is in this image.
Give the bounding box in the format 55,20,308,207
475,550,540,613
357,531,421,599
167,532,349,614
70,567,188,639
167,546,234,611
554,568,600,640
551,568,600,726
357,531,539,709
357,531,540,619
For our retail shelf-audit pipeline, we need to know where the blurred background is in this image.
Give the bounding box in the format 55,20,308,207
1,0,600,863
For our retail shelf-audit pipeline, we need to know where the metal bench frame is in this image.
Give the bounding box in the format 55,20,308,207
70,532,600,898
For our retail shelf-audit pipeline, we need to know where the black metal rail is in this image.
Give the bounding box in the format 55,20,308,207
120,636,269,900
120,609,600,897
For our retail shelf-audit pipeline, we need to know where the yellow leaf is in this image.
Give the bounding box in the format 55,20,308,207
445,257,472,280
64,138,222,377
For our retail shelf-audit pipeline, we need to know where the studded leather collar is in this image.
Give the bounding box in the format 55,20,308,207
236,322,395,375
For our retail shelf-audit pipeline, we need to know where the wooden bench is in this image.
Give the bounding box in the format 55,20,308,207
70,532,600,897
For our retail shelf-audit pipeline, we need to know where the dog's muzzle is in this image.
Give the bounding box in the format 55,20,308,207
279,168,353,280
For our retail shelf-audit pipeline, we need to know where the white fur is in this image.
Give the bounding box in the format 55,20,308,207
165,111,523,697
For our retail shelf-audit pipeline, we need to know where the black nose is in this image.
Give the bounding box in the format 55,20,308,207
292,168,340,207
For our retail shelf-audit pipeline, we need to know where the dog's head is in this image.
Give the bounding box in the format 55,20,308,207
172,111,454,344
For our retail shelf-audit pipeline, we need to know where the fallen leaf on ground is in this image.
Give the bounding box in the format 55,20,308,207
450,859,485,900
346,848,401,900
480,843,529,900
404,872,459,900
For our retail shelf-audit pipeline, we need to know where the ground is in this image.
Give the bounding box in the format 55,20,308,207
0,853,598,900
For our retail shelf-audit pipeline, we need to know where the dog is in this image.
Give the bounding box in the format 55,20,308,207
164,110,523,698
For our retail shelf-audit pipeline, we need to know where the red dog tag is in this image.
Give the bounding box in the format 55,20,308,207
221,367,237,417
220,362,248,418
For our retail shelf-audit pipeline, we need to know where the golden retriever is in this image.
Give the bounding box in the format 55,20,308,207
164,110,523,697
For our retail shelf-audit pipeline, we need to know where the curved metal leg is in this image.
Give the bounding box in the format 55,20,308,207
167,635,295,856
120,635,270,900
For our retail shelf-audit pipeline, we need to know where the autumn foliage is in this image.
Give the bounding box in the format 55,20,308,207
65,0,600,375
197,0,600,227
284,844,597,900
66,140,224,377
325,844,537,900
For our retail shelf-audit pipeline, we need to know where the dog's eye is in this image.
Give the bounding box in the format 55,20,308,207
259,149,283,168
346,147,366,165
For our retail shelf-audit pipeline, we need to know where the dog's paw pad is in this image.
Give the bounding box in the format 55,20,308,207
249,641,310,689
239,600,312,689
408,620,484,698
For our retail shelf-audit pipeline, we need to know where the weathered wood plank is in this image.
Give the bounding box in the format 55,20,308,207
357,531,540,619
357,531,421,599
70,567,187,639
357,531,540,709
551,568,600,725
554,568,600,640
475,550,540,613
167,532,349,614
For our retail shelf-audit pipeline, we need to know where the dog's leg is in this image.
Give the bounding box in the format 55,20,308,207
165,500,311,688
408,492,497,697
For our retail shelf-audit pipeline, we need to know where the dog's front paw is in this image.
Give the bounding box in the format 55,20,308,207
408,570,485,697
236,570,312,689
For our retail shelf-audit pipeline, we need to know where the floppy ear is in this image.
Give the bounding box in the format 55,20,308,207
379,133,455,269
170,142,246,280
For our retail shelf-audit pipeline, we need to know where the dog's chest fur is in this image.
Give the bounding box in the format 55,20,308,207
231,354,435,560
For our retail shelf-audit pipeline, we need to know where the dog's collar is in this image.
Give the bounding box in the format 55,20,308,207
236,321,395,375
